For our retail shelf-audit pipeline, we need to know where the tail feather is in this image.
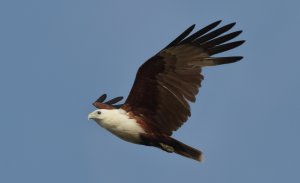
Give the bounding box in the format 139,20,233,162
158,136,203,162
140,134,203,162
170,137,203,162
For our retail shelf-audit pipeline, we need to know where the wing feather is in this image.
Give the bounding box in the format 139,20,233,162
122,21,244,135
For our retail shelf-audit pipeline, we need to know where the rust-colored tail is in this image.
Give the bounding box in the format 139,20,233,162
166,137,203,162
140,134,203,162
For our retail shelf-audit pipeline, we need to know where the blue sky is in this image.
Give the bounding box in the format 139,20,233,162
1,0,299,182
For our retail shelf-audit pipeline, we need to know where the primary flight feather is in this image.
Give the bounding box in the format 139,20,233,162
88,20,245,162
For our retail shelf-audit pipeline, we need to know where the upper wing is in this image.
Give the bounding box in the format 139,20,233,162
121,20,245,135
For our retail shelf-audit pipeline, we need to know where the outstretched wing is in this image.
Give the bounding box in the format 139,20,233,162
121,20,245,135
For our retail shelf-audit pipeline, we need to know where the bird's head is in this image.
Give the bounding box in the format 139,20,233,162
89,94,124,122
88,109,104,122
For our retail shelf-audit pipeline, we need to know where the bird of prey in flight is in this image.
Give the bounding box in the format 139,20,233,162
88,20,244,162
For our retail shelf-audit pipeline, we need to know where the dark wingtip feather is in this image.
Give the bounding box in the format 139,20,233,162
181,20,223,44
209,20,223,29
164,24,195,49
96,94,107,103
208,40,245,55
190,24,196,29
201,30,243,49
105,96,124,105
213,56,244,65
215,20,222,24
195,22,237,44
232,56,244,62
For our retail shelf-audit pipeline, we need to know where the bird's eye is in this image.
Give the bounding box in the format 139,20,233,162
97,111,101,115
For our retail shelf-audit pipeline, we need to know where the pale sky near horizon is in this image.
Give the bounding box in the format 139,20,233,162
1,0,299,183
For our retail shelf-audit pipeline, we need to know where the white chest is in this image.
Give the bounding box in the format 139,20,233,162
95,109,145,143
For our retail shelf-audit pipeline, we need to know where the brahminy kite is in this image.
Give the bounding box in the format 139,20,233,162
88,20,244,162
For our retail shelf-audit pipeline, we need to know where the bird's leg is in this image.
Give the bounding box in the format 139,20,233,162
159,143,174,153
140,133,175,152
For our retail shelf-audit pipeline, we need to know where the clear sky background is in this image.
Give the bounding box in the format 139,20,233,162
1,0,299,182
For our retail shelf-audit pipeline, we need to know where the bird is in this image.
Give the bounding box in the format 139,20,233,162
88,20,245,162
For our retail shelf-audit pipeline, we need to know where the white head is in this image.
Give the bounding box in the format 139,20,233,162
88,108,127,124
87,108,145,143
88,109,106,122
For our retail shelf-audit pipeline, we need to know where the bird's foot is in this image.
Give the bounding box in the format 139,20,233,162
159,143,174,153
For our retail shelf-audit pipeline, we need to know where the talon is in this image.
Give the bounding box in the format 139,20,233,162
159,143,174,152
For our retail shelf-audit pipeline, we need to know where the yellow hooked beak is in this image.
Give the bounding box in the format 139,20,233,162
88,113,95,120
